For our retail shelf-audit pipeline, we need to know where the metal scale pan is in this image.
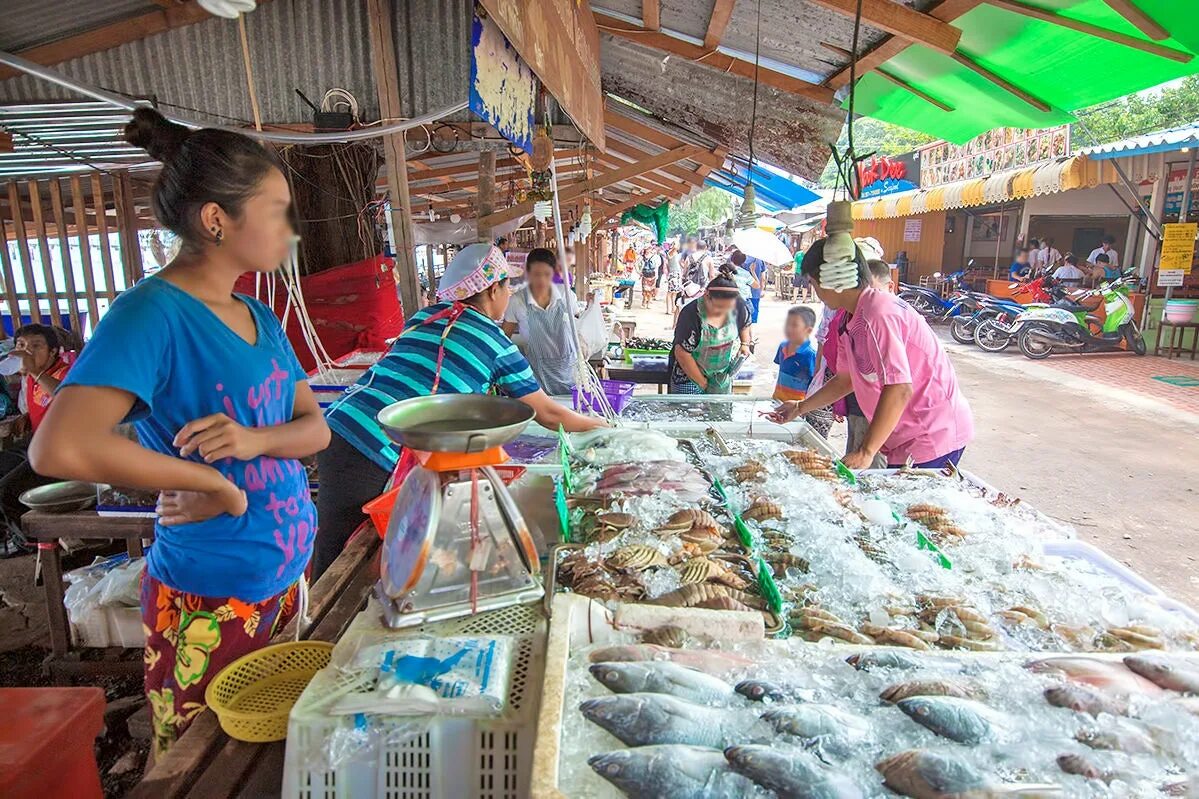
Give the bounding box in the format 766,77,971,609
374,395,544,628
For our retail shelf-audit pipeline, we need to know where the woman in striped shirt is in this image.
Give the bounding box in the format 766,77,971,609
314,243,602,578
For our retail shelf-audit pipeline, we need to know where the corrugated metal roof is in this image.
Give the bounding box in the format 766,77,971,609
0,0,158,53
0,0,470,125
0,101,149,177
1080,123,1199,160
600,33,842,179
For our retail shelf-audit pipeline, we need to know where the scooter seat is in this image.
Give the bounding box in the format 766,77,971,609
1053,300,1093,313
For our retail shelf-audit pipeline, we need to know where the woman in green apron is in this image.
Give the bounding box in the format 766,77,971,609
668,266,752,394
502,248,579,395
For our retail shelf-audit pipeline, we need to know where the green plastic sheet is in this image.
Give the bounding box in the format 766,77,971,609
620,202,671,243
852,0,1199,143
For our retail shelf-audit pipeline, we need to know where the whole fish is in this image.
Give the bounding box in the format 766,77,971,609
1026,657,1164,696
1056,753,1128,784
587,644,754,677
876,749,1061,798
725,745,865,798
588,745,758,799
845,650,921,672
1043,684,1128,716
880,680,978,704
897,696,1007,744
1075,720,1158,754
1124,654,1199,694
736,679,808,703
579,693,761,748
761,705,872,743
589,661,734,704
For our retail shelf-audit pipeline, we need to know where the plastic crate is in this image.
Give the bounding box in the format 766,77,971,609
282,603,544,799
621,346,670,363
70,605,144,648
571,379,634,415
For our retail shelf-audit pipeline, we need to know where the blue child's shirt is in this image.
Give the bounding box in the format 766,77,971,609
773,340,817,401
63,277,316,602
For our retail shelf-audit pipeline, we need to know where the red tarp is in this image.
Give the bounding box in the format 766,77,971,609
236,253,403,372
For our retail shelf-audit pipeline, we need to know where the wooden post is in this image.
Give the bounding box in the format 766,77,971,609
424,244,435,304
477,150,496,243
112,170,144,287
47,178,82,334
366,0,421,317
27,180,62,326
575,232,589,301
69,176,101,327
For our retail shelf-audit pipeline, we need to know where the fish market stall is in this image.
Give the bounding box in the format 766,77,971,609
533,593,1199,798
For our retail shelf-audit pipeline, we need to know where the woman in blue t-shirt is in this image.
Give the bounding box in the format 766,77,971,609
30,109,330,757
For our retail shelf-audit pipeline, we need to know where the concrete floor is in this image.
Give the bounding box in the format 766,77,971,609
617,289,1199,608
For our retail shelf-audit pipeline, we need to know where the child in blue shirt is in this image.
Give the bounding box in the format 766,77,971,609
773,306,818,402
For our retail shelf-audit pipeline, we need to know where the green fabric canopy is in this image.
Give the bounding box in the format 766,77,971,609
852,0,1199,143
620,202,671,243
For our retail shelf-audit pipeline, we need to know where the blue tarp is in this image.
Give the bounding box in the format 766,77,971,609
705,162,820,212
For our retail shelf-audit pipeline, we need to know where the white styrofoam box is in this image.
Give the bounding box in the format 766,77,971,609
283,603,544,799
1043,540,1199,623
70,605,145,648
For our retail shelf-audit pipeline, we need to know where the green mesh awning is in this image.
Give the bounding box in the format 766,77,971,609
852,0,1199,143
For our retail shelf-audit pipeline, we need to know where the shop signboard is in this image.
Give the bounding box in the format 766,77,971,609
1162,167,1199,221
1160,222,1197,276
470,11,537,154
478,0,605,150
918,126,1071,188
1157,270,1186,287
857,153,921,198
903,218,922,241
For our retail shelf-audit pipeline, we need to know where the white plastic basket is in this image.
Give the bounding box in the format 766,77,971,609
283,602,545,799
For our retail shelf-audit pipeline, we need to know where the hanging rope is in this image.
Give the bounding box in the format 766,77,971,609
748,0,762,182
237,16,263,132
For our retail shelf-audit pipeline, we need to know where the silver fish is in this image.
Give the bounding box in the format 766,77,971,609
588,745,759,799
876,749,1061,798
845,650,921,672
725,745,865,798
761,705,872,751
589,661,735,704
1124,654,1199,694
896,696,1007,744
736,679,807,703
1044,684,1127,716
579,693,761,748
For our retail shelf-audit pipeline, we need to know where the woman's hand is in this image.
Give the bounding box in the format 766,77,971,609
841,449,876,470
738,343,751,358
156,480,248,527
766,400,803,424
174,413,263,463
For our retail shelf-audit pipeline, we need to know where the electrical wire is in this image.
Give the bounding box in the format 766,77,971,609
748,0,761,180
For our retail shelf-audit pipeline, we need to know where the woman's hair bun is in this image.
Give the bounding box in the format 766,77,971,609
124,107,191,163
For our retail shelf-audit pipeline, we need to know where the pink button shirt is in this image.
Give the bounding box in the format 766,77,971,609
838,289,973,464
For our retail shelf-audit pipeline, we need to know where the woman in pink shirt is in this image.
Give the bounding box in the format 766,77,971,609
769,242,973,469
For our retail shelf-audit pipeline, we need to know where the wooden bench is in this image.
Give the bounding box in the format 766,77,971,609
1155,319,1199,360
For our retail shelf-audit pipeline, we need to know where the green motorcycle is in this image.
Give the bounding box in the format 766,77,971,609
1008,273,1146,360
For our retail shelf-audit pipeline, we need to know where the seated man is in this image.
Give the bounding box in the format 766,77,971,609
1008,248,1033,281
1051,254,1087,286
0,324,72,556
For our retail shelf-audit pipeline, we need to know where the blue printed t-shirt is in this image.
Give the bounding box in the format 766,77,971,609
745,256,767,299
62,278,315,602
773,340,817,402
325,302,540,472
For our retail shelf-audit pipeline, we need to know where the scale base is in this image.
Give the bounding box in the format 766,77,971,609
374,579,544,629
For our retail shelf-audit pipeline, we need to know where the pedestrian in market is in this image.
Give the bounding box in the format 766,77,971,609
668,265,753,395
768,239,973,469
315,244,603,580
640,245,663,308
30,108,332,758
665,242,683,320
502,247,581,396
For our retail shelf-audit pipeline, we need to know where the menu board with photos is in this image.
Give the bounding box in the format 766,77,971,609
919,126,1071,188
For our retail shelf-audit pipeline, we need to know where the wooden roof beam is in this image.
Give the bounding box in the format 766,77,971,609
593,12,835,104
604,138,707,186
875,68,955,112
603,109,727,170
1103,0,1169,40
479,144,703,228
703,0,737,49
950,51,1051,112
807,0,961,55
642,0,660,30
594,152,691,196
987,0,1190,62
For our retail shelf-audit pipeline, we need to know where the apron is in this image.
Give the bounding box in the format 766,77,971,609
671,298,739,394
521,287,578,395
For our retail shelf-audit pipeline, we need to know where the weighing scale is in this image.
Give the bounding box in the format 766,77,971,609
374,395,544,628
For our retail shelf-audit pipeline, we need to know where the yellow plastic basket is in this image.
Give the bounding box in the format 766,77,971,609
204,641,334,743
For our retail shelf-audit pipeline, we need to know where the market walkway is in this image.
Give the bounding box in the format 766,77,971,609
614,292,1199,610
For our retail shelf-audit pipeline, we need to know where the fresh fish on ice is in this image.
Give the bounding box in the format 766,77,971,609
876,749,1061,798
725,744,865,798
589,661,735,704
1123,654,1199,694
760,705,872,748
587,745,759,799
1043,683,1128,716
896,696,1008,744
1026,657,1165,696
586,643,754,677
845,650,922,672
736,679,811,703
579,693,763,748
880,679,979,704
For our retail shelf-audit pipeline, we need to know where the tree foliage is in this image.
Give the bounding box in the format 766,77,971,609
817,118,935,189
666,187,738,236
1071,76,1199,148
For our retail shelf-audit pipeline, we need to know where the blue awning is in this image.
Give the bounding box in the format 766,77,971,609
706,161,820,212
1081,124,1199,161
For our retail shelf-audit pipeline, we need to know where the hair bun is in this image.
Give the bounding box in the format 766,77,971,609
124,107,191,163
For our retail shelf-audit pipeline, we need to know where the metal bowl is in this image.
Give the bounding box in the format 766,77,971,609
20,481,99,513
376,395,536,453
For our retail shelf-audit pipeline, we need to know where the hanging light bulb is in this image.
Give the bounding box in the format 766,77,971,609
819,200,860,293
579,208,593,239
449,213,461,224
533,199,552,222
198,0,257,18
735,184,761,230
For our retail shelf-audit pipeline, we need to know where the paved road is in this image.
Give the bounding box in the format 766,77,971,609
618,292,1199,608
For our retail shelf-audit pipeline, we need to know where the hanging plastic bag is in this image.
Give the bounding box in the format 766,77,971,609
95,558,146,607
577,301,610,360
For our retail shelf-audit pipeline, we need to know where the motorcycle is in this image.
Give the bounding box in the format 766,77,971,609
968,278,1075,352
898,269,966,321
1008,273,1146,360
947,275,1064,346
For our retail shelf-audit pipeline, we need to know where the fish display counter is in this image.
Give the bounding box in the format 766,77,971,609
533,594,1199,798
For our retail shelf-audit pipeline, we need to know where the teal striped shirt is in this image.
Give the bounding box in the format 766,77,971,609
325,302,540,470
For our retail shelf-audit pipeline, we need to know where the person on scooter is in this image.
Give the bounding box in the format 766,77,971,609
768,239,973,469
1051,254,1087,287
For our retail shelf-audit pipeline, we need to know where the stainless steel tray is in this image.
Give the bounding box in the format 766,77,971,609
377,394,535,453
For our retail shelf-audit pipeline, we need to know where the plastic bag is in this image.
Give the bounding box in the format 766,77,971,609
63,553,136,626
577,301,610,360
95,558,145,607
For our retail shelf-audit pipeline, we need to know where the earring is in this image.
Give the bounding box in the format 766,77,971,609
214,229,224,246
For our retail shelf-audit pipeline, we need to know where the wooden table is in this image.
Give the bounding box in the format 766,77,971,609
130,528,381,799
605,365,669,393
1155,319,1199,360
22,510,154,680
